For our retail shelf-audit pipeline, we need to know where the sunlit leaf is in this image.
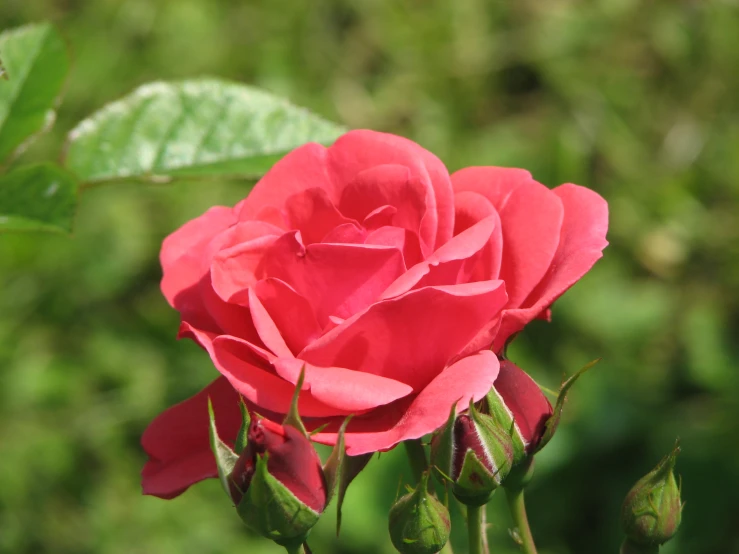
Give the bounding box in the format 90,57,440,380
0,23,68,164
65,79,346,184
0,163,77,233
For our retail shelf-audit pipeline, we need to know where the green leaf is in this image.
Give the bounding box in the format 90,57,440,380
207,397,239,499
322,416,352,507
64,79,346,184
0,23,69,164
0,163,77,233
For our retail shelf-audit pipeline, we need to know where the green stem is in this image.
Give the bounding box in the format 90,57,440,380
404,439,428,483
467,504,483,554
505,487,538,554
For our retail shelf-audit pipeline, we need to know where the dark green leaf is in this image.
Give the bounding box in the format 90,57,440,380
0,163,77,233
0,23,68,163
64,79,346,184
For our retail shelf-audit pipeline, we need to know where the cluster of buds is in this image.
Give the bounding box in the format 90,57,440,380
207,371,364,552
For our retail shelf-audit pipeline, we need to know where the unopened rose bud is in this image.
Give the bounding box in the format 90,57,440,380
430,401,514,506
388,473,450,554
229,417,327,548
621,444,682,550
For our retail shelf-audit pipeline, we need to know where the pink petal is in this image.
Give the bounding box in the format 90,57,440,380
300,280,507,391
271,357,413,412
283,187,358,244
496,184,609,348
237,143,335,221
453,190,503,281
381,215,498,299
328,130,455,251
364,226,424,269
211,336,349,418
311,350,500,455
338,164,430,253
260,232,406,325
452,167,564,309
246,288,293,358
250,278,322,355
141,376,241,498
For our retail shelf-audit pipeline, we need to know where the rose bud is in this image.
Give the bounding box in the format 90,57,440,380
430,401,514,506
621,443,683,552
228,417,328,548
388,472,450,554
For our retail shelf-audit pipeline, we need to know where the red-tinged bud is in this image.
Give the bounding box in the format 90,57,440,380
621,444,683,551
228,417,327,547
489,360,553,459
430,402,514,506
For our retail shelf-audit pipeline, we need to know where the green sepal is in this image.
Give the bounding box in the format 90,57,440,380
388,472,450,554
282,366,308,437
452,449,497,507
335,451,373,535
322,416,352,506
429,401,457,486
234,397,250,454
621,441,683,547
236,452,320,549
468,400,514,485
535,358,601,453
207,397,239,499
484,388,527,464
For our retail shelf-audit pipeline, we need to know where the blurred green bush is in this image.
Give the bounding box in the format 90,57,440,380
1,1,738,553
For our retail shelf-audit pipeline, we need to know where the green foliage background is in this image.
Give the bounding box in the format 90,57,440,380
1,1,738,553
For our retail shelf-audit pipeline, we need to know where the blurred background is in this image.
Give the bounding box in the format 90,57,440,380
1,0,738,553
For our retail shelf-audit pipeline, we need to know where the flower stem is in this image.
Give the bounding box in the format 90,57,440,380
404,439,428,483
505,486,538,554
467,504,484,554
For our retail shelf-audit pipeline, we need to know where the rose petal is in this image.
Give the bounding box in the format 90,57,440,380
211,336,350,417
496,184,609,348
381,215,498,299
283,187,358,244
453,190,503,281
237,143,335,221
311,350,500,455
259,232,406,325
271,357,413,412
250,278,322,355
338,164,429,253
300,280,507,390
328,130,455,251
141,376,241,498
452,167,564,308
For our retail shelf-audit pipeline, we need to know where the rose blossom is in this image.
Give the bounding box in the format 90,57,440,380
141,130,608,499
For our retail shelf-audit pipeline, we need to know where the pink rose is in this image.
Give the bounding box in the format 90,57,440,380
141,130,608,499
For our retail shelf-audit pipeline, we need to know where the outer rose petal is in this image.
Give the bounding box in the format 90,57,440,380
141,376,241,498
300,280,507,390
236,143,335,221
451,167,564,308
160,206,236,274
495,184,609,349
311,350,500,455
